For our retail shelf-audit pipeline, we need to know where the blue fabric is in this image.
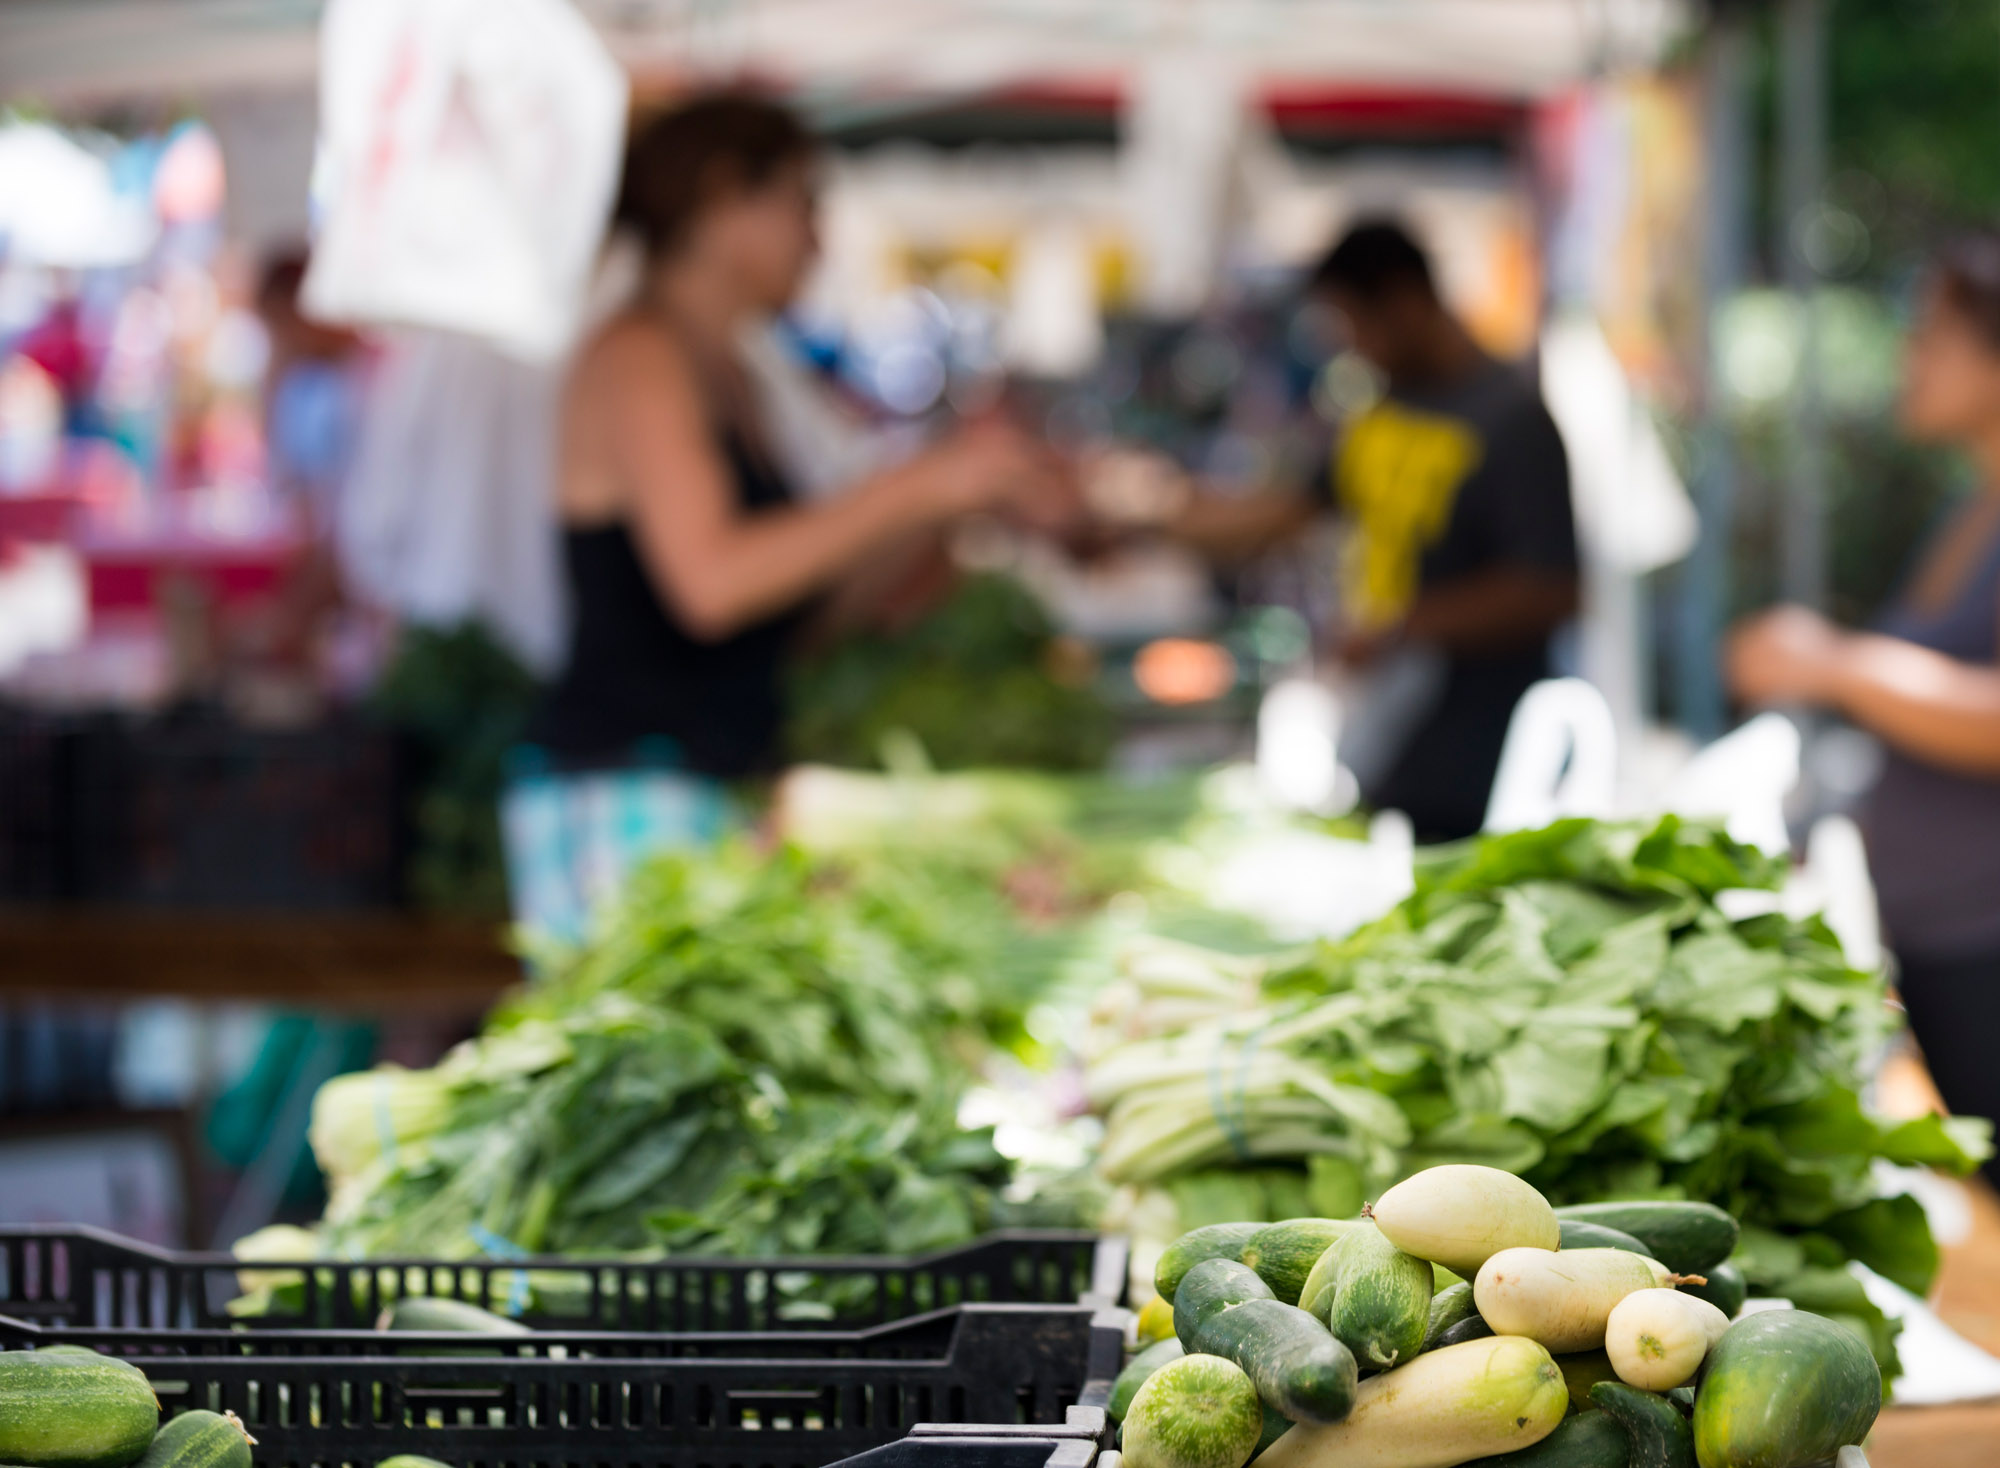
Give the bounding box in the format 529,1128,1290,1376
501,748,734,947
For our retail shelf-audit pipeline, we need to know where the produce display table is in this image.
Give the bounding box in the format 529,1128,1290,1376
0,909,519,1014
1870,1176,2000,1466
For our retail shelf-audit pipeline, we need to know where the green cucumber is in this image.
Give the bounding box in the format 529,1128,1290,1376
1590,1382,1693,1468
1313,1223,1431,1371
1677,1263,1744,1320
1240,1218,1359,1305
1557,1350,1620,1413
1690,1311,1879,1468
1559,1220,1652,1256
0,1351,160,1467
1435,1314,1495,1347
1466,1409,1633,1468
1254,1402,1292,1456
377,1296,530,1333
1422,1281,1481,1352
1172,1259,1273,1351
1121,1353,1263,1468
1155,1223,1263,1303
1553,1204,1739,1276
1184,1297,1357,1425
376,1460,455,1468
1110,1337,1185,1422
134,1412,252,1468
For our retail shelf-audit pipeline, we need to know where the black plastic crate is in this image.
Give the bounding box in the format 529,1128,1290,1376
68,709,403,910
0,703,75,900
0,1226,1122,1333
0,1304,1123,1468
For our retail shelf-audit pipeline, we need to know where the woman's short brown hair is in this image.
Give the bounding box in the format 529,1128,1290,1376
616,93,814,260
1934,230,2000,352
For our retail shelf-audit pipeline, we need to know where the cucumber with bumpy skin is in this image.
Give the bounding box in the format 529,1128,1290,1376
133,1411,254,1468
1554,1204,1738,1277
1122,1353,1263,1468
1465,1410,1633,1468
1240,1218,1360,1305
1590,1382,1693,1468
1690,1311,1880,1468
1155,1223,1263,1303
1316,1223,1431,1371
1173,1258,1273,1351
1110,1337,1184,1422
0,1351,160,1468
1185,1297,1357,1425
1421,1281,1481,1352
1254,1401,1292,1456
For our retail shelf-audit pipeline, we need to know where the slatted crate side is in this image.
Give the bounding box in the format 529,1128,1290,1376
24,1306,1114,1468
0,1227,1122,1333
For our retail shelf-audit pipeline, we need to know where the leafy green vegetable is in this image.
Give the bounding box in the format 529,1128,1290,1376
1087,816,1991,1380
311,840,1058,1271
785,574,1115,771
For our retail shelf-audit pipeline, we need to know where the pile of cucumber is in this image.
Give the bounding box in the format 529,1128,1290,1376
1109,1166,1881,1468
0,1347,253,1468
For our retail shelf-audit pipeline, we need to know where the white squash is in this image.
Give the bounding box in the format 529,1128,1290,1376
1251,1336,1565,1468
1367,1165,1560,1277
1603,1287,1730,1390
1472,1246,1664,1353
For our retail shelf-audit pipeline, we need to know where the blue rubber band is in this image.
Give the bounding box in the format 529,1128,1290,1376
465,1225,533,1317
372,1072,399,1166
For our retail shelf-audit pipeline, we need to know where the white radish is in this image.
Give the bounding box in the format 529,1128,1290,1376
1253,1335,1566,1468
1367,1165,1560,1277
1604,1288,1730,1391
1473,1247,1677,1353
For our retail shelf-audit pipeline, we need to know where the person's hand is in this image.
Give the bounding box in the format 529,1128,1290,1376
1726,605,1849,707
917,418,1051,516
917,417,1082,530
1335,622,1398,669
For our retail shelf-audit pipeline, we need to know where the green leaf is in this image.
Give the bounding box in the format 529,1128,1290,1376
1820,1194,1942,1296
1879,1113,1994,1174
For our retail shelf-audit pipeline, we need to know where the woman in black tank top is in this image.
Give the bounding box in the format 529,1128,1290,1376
527,94,1067,779
1727,231,2000,1184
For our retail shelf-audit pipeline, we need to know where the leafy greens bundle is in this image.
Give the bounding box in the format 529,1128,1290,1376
311,840,1072,1266
1086,816,1990,1376
784,574,1115,772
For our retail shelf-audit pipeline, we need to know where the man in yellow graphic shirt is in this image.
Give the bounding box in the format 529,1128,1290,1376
1316,221,1578,839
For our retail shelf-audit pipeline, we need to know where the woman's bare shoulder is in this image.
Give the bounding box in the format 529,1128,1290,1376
571,311,699,404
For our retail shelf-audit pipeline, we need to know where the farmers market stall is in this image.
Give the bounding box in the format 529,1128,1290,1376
7,2,2000,1465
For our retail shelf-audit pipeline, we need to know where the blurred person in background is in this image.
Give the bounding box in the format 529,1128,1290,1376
526,94,1071,779
1730,231,2000,1184
233,251,369,671
1313,222,1578,840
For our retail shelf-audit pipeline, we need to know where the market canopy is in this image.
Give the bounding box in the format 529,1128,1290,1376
2,0,1692,107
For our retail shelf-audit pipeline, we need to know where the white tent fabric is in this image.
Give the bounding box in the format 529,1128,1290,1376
4,0,1689,107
